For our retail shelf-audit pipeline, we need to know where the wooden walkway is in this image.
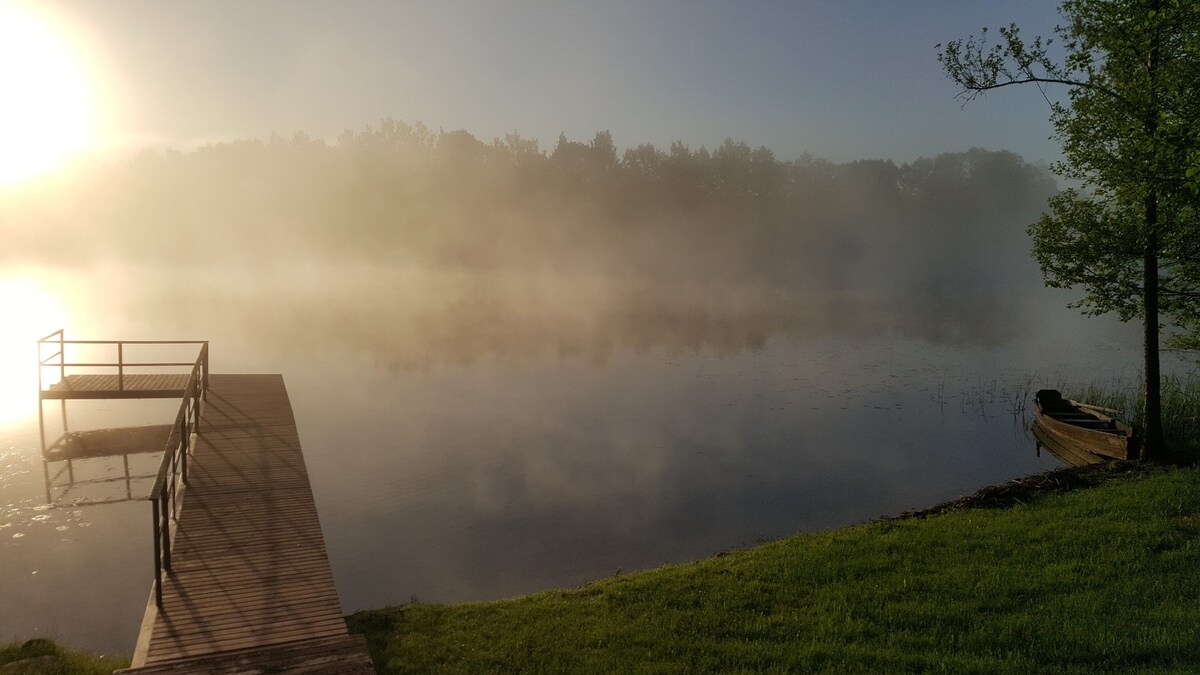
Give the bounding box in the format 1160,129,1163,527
117,374,373,673
42,373,191,399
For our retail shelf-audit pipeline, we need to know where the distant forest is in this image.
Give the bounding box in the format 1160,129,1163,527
6,120,1054,281
3,121,1063,348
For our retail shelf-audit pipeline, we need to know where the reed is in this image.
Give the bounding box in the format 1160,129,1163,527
1066,374,1200,462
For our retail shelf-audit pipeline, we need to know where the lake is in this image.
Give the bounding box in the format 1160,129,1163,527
0,264,1177,655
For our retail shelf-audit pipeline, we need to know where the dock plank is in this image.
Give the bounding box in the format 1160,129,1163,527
118,636,373,674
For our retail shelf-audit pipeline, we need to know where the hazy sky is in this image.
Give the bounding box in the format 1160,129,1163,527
50,0,1067,165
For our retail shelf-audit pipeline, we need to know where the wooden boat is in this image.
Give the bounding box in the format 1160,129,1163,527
1032,389,1135,462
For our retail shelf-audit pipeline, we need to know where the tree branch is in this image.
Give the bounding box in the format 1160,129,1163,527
1159,286,1200,298
955,76,1127,107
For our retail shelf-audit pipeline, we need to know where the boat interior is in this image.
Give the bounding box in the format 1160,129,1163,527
1035,390,1121,430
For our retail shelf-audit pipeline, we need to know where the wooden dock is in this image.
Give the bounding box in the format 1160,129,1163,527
42,373,192,399
115,374,372,673
36,333,373,672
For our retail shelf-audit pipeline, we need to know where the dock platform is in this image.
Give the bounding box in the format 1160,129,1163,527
116,374,372,673
41,373,192,400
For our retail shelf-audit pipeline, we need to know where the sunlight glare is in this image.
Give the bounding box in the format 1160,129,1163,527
0,277,68,426
0,1,98,186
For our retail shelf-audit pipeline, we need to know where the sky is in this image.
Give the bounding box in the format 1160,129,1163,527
40,0,1069,167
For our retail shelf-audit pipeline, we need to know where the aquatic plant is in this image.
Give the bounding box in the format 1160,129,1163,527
1067,374,1200,463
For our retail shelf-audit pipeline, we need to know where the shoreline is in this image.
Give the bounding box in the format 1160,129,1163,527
343,458,1195,673
3,459,1183,673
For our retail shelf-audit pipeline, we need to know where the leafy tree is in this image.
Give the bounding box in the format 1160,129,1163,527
939,0,1200,457
551,131,619,181
588,130,619,175
661,141,712,204
622,143,666,182
436,129,487,165
551,132,591,177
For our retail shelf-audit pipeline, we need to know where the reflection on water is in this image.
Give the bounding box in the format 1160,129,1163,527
296,331,1135,611
0,265,1181,655
0,274,70,426
41,424,170,506
0,419,153,655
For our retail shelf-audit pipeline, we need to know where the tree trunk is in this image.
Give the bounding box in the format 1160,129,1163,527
1142,190,1164,459
1142,6,1164,460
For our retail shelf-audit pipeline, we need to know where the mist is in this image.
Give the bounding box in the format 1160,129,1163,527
2,0,1170,659
7,122,1167,655
2,122,1061,364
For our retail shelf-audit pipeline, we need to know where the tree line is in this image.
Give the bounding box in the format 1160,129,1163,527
7,125,1056,296
0,124,1070,352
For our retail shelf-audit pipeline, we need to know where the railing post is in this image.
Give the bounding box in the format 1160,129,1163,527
160,489,172,571
202,342,209,401
151,498,163,607
181,417,189,484
168,440,178,521
58,333,64,383
197,375,203,432
192,370,201,434
118,342,124,391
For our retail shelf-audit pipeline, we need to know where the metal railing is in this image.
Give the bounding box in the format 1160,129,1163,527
36,330,210,607
37,330,210,394
148,344,208,606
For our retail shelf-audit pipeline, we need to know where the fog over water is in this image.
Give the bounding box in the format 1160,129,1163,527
0,132,1187,654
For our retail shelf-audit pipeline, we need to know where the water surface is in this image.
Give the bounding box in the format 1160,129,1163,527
0,266,1173,654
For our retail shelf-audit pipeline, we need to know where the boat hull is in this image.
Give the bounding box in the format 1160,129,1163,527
1032,390,1134,461
1031,423,1105,467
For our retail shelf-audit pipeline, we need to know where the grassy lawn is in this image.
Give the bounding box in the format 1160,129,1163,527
348,463,1200,674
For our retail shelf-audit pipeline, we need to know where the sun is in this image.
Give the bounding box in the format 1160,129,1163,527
0,1,97,187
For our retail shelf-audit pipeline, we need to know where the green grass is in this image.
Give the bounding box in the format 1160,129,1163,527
348,463,1200,673
0,638,128,674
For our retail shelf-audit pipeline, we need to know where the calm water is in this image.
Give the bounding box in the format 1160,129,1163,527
0,266,1178,655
